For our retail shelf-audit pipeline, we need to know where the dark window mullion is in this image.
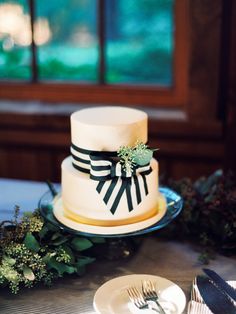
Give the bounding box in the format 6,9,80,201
28,0,38,82
98,0,106,84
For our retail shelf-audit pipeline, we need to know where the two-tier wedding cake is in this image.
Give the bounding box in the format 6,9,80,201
53,106,166,233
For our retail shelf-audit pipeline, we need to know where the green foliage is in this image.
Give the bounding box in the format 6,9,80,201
90,237,106,244
117,141,157,173
71,237,93,251
117,145,135,174
24,233,40,252
132,142,157,166
38,59,98,81
23,266,35,281
75,256,96,275
0,209,101,293
46,257,75,276
161,170,236,263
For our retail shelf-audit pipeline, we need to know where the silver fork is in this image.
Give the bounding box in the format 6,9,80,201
127,286,160,312
142,280,166,314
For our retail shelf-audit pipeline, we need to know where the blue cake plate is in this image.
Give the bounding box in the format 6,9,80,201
38,187,183,238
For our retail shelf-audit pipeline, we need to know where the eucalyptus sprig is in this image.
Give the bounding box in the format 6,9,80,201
117,141,158,174
132,141,158,167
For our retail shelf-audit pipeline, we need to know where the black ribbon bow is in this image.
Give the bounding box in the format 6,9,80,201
71,144,152,215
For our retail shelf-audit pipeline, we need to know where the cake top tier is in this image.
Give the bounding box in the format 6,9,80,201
71,106,148,151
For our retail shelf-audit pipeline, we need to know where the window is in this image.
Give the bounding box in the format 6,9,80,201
0,0,32,79
0,0,188,107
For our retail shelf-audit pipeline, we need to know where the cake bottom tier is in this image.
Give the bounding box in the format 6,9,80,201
61,156,160,226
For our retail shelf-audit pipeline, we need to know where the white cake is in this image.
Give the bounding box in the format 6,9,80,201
55,106,163,228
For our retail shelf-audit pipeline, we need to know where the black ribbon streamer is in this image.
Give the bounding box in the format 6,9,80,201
70,143,152,215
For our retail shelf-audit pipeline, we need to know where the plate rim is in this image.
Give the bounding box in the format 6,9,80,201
93,274,186,314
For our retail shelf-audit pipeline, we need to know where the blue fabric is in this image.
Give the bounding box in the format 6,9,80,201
0,178,59,220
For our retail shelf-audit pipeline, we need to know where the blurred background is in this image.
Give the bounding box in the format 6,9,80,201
0,0,173,84
0,0,235,182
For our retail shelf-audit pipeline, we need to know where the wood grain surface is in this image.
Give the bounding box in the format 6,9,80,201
0,238,235,314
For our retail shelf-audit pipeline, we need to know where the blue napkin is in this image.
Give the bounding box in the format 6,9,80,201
187,277,236,314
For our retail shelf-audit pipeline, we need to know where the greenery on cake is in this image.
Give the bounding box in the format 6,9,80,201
117,141,158,173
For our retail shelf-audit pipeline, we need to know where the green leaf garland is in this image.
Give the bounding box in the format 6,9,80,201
0,211,101,293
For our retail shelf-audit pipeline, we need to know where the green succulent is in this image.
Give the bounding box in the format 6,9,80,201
117,141,158,172
132,148,154,166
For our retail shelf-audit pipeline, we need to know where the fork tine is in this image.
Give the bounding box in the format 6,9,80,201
127,287,139,308
142,280,167,314
132,286,146,306
126,286,160,313
150,280,156,292
127,287,134,299
142,280,148,296
127,286,146,309
130,287,140,306
149,281,156,298
127,289,133,302
127,286,160,312
144,279,157,298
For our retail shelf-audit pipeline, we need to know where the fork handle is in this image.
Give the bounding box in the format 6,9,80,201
152,300,166,314
147,303,160,313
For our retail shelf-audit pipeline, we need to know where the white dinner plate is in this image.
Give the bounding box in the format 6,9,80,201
93,274,186,314
53,193,167,235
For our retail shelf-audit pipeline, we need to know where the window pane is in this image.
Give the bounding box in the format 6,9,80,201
36,0,98,82
105,0,174,86
0,0,31,80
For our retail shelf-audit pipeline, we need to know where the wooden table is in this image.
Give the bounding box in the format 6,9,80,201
0,179,236,314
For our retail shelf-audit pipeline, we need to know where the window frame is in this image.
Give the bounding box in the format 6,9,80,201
0,0,189,108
